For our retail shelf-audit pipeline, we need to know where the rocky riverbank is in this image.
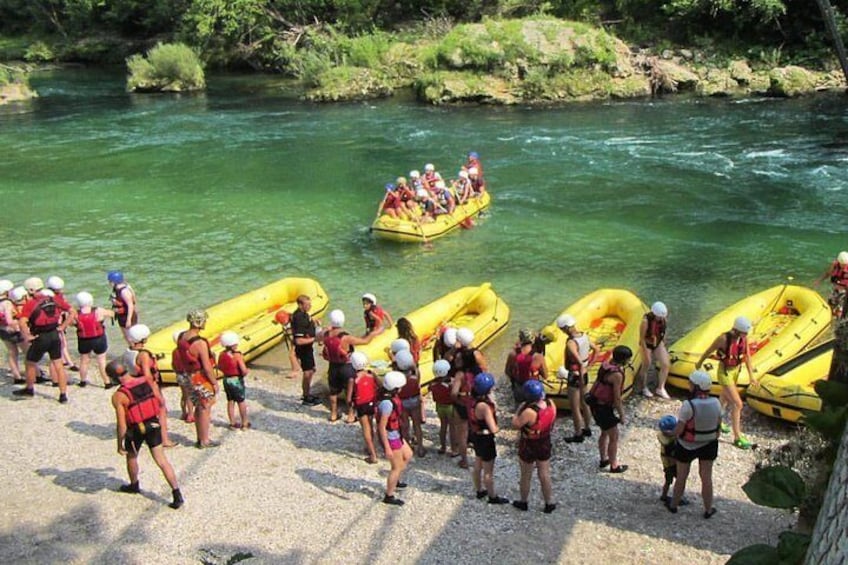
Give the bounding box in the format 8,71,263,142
0,64,36,104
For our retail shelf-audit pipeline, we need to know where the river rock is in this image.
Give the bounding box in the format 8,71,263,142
306,67,394,102
728,59,753,85
697,67,735,97
0,81,36,104
768,65,817,97
654,59,699,93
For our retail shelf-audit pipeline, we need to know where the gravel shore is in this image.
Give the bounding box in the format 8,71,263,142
0,344,797,564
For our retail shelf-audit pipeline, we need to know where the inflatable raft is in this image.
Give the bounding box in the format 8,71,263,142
539,289,648,410
145,277,329,383
370,192,490,243
355,282,510,391
667,284,831,396
746,339,833,423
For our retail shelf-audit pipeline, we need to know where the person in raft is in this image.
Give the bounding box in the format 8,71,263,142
362,293,393,337
468,373,510,505
218,331,250,430
511,379,557,513
291,294,321,406
107,270,138,346
177,309,219,449
379,370,414,506
695,316,757,450
557,314,600,443
667,370,722,518
349,351,379,464
73,291,114,388
123,324,175,448
638,301,672,399
815,251,848,318
108,360,184,509
322,309,374,422
587,345,632,473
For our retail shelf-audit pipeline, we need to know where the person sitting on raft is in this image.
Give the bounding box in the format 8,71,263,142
468,166,485,196
432,180,456,215
466,151,483,177
452,170,473,205
362,293,393,338
377,183,405,219
422,163,440,191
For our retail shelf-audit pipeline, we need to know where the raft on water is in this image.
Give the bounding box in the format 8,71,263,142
145,277,329,383
370,192,490,243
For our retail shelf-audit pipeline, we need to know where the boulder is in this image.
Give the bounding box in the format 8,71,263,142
654,59,699,93
768,66,817,97
728,59,753,85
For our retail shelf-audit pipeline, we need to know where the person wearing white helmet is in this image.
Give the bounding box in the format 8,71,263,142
349,351,379,463
45,276,78,374
452,169,473,204
362,293,393,338
432,179,456,215
73,291,115,388
108,271,138,346
422,162,439,191
322,309,375,422
432,326,457,366
815,251,848,318
666,370,722,518
217,331,250,430
176,309,219,449
695,315,757,450
0,279,25,384
394,348,427,458
450,327,488,470
23,276,44,297
429,358,457,456
638,301,672,399
467,165,486,196
291,294,322,406
557,314,600,443
378,370,413,506
124,324,175,448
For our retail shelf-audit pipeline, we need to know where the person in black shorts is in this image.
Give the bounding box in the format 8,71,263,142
291,295,320,405
511,380,556,513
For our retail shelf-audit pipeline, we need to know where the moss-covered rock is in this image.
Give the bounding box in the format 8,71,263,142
728,59,753,85
306,66,394,101
0,65,36,104
697,67,735,97
768,65,816,97
654,59,699,93
415,71,517,104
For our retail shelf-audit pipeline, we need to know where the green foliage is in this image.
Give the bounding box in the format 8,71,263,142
775,531,811,564
728,532,811,564
741,465,806,509
24,40,54,62
727,544,781,564
126,42,205,92
814,379,848,407
0,35,30,60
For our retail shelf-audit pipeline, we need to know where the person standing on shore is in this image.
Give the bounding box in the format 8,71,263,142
557,314,599,443
73,291,114,388
291,295,321,406
638,301,671,399
177,309,219,449
322,309,373,422
349,351,379,464
379,371,413,506
0,279,25,384
468,373,509,505
588,345,632,474
124,324,175,448
450,327,488,470
108,360,184,509
218,331,250,430
46,276,78,373
108,271,137,346
511,379,556,513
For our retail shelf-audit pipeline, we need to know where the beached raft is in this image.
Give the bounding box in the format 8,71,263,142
355,282,510,391
667,284,831,396
370,192,491,243
539,289,648,410
145,277,329,383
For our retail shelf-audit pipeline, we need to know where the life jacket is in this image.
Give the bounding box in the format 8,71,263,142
364,305,388,334
469,397,496,435
829,261,848,286
719,331,747,368
423,171,439,190
591,361,621,406
110,283,133,316
383,191,401,210
177,333,213,373
386,395,403,432
430,379,453,405
75,309,105,339
514,351,534,385
681,395,721,443
522,400,556,439
398,371,420,400
354,371,378,405
217,349,244,378
120,377,161,426
27,294,61,333
398,185,415,203
644,312,666,348
455,347,482,376
171,347,186,374
133,349,161,384
565,334,590,373
322,330,350,364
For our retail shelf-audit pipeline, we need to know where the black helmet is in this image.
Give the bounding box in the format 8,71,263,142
612,345,633,364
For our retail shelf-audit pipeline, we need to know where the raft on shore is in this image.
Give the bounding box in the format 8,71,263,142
370,192,490,243
145,277,329,383
539,289,648,410
667,284,831,396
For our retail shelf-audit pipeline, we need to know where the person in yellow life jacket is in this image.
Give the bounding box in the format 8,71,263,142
108,360,183,509
511,379,556,513
638,301,672,399
695,316,757,450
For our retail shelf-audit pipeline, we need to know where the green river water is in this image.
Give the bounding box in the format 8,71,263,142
2,68,847,362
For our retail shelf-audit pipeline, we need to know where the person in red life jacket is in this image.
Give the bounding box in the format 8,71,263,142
108,360,184,509
46,276,78,373
432,326,457,364
468,373,510,505
218,331,250,430
511,379,557,513
394,349,427,458
14,286,72,402
396,317,428,426
125,324,175,448
430,359,457,456
290,294,321,406
422,163,440,191
107,270,138,345
322,309,374,422
377,183,405,219
777,299,800,316
379,370,414,506
73,291,114,388
171,330,194,422
450,327,488,470
349,351,379,464
666,370,722,518
587,345,632,473
361,293,393,338
177,308,219,449
638,301,672,400
0,279,25,384
556,314,600,443
695,316,757,450
466,151,483,176
814,251,848,317
505,329,549,405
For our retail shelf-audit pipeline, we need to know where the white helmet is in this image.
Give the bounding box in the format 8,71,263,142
424,163,435,172
433,359,451,377
733,316,752,333
24,277,43,293
468,167,479,175
395,349,416,370
838,251,848,265
361,293,377,305
443,327,457,347
557,366,569,380
458,170,469,179
383,370,407,391
416,188,429,199
689,370,712,392
651,301,668,318
556,314,576,329
10,286,27,302
328,309,345,327
457,327,474,347
128,324,151,343
409,170,420,179
0,279,13,294
75,291,94,308
220,331,240,348
390,338,410,354
46,276,65,291
39,289,54,298
172,330,182,344
350,351,369,371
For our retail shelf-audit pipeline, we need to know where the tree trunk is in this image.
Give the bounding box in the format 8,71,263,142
815,0,848,87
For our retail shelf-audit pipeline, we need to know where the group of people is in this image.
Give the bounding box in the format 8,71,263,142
376,152,486,221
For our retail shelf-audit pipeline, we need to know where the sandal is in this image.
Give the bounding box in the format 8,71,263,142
328,415,340,423
364,456,378,464
704,507,717,519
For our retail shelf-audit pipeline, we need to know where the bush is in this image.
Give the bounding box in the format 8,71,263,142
24,41,54,62
126,42,205,92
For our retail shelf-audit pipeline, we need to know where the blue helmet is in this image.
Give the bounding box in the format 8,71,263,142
468,151,479,159
659,415,677,433
107,270,124,284
523,379,544,401
385,182,396,192
473,372,495,396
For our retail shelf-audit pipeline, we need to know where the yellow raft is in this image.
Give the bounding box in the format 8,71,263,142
145,277,329,383
370,192,491,243
667,284,831,396
746,339,832,423
540,289,648,409
355,282,510,391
